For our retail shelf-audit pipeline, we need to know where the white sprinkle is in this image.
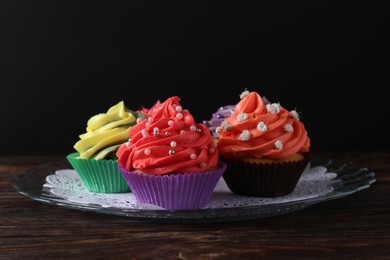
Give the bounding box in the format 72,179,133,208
180,130,185,134
257,121,267,132
200,162,206,168
290,110,300,121
190,153,196,160
216,127,222,134
145,122,151,128
168,120,174,126
142,129,149,137
126,142,131,147
209,148,215,153
175,105,183,112
153,127,159,132
275,140,283,150
169,149,175,155
136,118,143,124
148,117,154,123
176,113,183,120
239,130,251,141
190,125,196,131
240,89,250,99
266,103,281,114
170,141,177,147
237,112,248,122
284,124,294,132
144,149,151,155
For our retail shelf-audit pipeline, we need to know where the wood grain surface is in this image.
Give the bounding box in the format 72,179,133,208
1,151,389,259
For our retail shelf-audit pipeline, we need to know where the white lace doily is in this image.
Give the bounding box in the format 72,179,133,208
43,166,338,210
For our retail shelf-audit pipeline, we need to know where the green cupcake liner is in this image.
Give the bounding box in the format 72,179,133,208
66,152,131,193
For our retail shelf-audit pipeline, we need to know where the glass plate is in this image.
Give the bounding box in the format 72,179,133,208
13,156,376,223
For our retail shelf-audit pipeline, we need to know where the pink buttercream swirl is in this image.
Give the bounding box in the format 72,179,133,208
217,91,310,160
117,96,218,175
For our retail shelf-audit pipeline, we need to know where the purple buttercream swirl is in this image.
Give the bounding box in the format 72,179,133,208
203,105,236,138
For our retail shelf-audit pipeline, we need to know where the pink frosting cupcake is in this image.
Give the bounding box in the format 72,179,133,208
117,96,226,210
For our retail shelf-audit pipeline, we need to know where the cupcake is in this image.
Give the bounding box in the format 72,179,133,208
217,90,310,197
117,96,227,210
67,101,139,193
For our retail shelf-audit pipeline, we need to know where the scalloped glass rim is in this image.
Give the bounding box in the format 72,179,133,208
13,156,376,223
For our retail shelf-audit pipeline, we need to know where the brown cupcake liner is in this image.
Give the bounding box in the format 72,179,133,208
221,153,310,197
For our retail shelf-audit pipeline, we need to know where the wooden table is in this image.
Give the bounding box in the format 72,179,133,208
1,151,389,259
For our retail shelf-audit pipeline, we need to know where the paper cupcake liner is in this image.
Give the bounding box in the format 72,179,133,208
66,152,131,193
119,162,227,210
221,153,310,197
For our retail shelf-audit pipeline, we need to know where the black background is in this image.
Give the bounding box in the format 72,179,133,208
1,1,389,155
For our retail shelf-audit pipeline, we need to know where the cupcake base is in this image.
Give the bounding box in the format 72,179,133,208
221,153,310,197
119,162,227,210
67,152,131,193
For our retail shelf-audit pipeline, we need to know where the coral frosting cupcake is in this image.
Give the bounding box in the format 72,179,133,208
67,101,139,193
217,90,310,197
117,96,226,210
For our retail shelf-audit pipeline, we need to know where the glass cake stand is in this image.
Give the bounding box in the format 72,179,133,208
13,156,376,223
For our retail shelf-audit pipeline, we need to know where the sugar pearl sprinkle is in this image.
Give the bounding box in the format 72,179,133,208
284,124,294,132
275,140,283,150
239,130,251,141
257,121,267,132
175,105,183,112
153,127,160,135
169,149,175,155
200,162,206,168
142,129,149,137
136,118,143,124
176,113,183,120
170,141,177,147
126,141,131,147
190,125,197,131
237,112,249,122
209,147,215,153
168,120,174,126
266,103,281,114
190,153,197,160
144,149,151,155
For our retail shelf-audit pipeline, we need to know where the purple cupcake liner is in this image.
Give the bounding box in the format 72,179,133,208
119,162,227,210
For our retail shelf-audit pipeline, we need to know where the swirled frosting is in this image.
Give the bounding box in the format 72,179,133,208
203,105,236,139
137,100,161,118
203,97,270,139
74,101,138,160
217,91,310,160
116,96,218,175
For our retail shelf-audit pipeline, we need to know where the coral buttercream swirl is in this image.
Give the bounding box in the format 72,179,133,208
217,91,310,160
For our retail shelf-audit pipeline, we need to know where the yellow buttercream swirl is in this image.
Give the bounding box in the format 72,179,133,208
74,101,137,159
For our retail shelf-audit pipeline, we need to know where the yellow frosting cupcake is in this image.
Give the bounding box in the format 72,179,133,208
67,101,140,193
